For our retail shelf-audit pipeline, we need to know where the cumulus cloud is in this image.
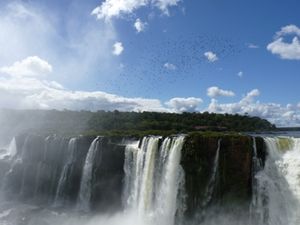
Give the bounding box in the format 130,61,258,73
112,42,124,55
154,0,181,15
91,0,181,21
205,89,300,126
276,24,300,37
0,56,52,77
165,97,203,112
2,60,300,126
207,86,235,98
0,1,118,87
0,58,199,113
267,37,300,60
0,74,167,112
247,43,259,49
134,18,147,33
237,71,243,78
0,74,205,113
204,51,218,62
267,24,300,60
163,62,177,70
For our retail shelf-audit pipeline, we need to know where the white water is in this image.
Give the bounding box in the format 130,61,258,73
250,137,264,223
253,137,300,225
202,139,221,208
77,137,101,211
6,134,300,225
123,136,186,225
138,137,159,213
154,136,186,225
0,137,17,160
54,138,77,206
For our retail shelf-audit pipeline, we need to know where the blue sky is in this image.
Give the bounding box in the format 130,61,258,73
0,0,300,126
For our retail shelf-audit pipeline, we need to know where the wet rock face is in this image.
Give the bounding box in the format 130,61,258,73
181,135,265,217
218,137,252,202
21,134,45,163
90,137,125,211
0,159,10,184
181,136,220,216
65,136,93,204
2,134,126,210
2,133,265,216
255,137,267,167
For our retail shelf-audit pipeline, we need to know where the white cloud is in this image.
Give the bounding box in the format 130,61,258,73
0,74,205,113
205,89,300,126
92,0,148,20
134,18,147,33
0,59,199,113
154,0,181,15
204,51,218,62
267,37,300,60
2,62,300,126
243,89,260,100
267,24,300,60
0,2,118,87
112,42,124,56
0,74,167,112
91,0,181,21
237,71,243,78
0,56,52,77
276,24,300,37
207,86,235,98
248,43,259,49
163,62,177,70
165,97,202,112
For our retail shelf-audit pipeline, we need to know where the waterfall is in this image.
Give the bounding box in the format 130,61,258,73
253,137,300,225
7,137,17,159
154,136,186,225
77,137,101,211
202,139,221,208
123,135,186,225
123,136,161,212
138,137,160,213
250,136,264,223
0,137,17,160
54,138,77,206
123,140,140,208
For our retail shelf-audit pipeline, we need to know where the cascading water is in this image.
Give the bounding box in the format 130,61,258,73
123,136,161,213
54,138,77,206
123,135,186,225
253,137,300,225
202,139,221,208
154,136,186,225
6,133,300,225
0,137,17,160
250,136,264,224
77,137,101,211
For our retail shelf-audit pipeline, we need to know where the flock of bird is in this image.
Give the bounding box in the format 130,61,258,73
98,34,242,97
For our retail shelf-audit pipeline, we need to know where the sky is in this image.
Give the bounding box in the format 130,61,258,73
0,0,300,126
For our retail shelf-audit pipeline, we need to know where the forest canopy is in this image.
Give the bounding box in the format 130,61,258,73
0,109,276,141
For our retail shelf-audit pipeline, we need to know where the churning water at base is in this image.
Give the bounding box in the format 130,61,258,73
123,135,186,225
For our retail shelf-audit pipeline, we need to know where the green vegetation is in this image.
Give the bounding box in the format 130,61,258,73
0,109,275,142
87,110,275,133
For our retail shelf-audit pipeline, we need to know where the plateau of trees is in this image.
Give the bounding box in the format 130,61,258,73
87,110,275,133
0,109,276,141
